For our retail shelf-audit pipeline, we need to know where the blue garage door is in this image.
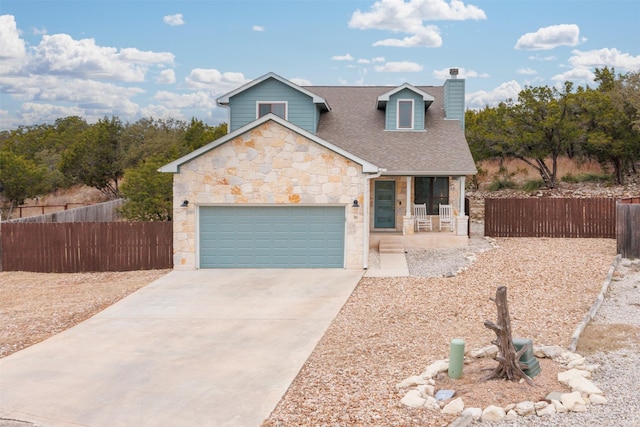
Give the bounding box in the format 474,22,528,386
199,206,345,268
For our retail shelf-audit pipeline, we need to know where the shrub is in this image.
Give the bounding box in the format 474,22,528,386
487,178,517,191
561,173,612,184
521,179,546,192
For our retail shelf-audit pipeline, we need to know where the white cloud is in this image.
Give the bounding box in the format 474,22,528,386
163,14,185,26
349,0,486,48
567,47,640,71
551,48,640,85
156,69,176,84
529,54,557,61
154,90,216,109
374,61,423,72
332,53,354,61
372,57,385,63
433,67,489,80
30,34,174,82
517,67,537,75
290,77,312,86
32,27,47,36
466,80,522,110
139,104,184,122
373,25,442,48
0,15,28,73
185,68,247,92
515,24,582,50
252,25,265,32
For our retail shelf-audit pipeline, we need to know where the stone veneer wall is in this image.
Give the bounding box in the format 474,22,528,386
171,121,367,270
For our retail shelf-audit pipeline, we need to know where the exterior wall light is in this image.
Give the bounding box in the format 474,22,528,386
181,200,189,207
352,199,360,208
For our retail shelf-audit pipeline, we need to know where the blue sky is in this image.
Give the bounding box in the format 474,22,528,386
1,0,639,130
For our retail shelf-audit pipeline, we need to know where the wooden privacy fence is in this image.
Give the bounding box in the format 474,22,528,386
1,221,173,272
617,198,640,259
484,198,616,238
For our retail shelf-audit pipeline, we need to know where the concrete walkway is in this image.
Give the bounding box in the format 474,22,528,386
0,269,363,427
365,253,410,277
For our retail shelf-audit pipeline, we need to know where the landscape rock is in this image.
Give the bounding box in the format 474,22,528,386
424,396,440,411
461,407,482,421
557,368,592,384
417,384,435,397
468,345,498,359
589,394,608,405
515,401,535,416
421,360,449,379
551,399,568,413
400,390,426,408
568,377,603,396
561,391,586,412
442,397,464,414
481,405,506,422
537,401,557,416
396,375,428,389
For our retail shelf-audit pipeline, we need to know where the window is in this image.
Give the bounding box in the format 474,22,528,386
397,100,413,129
257,102,286,119
414,177,449,215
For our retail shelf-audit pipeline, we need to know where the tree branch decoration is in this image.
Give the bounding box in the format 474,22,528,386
483,286,534,386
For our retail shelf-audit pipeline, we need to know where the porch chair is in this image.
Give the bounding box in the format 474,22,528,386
413,203,432,231
439,204,454,232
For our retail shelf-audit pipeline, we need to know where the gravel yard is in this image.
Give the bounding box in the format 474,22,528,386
264,234,618,426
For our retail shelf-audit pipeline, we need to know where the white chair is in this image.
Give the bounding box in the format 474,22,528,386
413,203,432,231
439,204,454,232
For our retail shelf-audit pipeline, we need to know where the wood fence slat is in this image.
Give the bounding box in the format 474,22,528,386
1,222,173,272
484,198,618,239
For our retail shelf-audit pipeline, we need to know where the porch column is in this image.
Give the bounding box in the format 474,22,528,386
459,176,465,214
456,176,469,236
403,176,414,235
406,176,412,217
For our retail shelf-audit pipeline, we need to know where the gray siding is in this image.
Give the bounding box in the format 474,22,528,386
228,78,318,133
444,78,465,130
385,88,425,131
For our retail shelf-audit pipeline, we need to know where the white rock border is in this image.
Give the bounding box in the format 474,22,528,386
397,344,607,425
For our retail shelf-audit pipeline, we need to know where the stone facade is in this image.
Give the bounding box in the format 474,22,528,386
171,120,367,270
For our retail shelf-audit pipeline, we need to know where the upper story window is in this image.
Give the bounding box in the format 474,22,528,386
257,102,287,119
397,99,414,129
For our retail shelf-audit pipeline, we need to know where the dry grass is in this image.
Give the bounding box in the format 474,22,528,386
578,323,640,354
476,157,604,187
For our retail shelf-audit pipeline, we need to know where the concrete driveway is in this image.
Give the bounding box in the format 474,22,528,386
0,269,363,427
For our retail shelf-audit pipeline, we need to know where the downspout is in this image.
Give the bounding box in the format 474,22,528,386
363,169,384,269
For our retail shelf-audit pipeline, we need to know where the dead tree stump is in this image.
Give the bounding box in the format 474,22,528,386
483,286,534,386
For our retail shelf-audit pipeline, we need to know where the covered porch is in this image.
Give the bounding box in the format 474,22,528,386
366,175,470,251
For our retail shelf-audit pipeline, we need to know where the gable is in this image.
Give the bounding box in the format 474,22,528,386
384,88,426,131
217,72,329,134
159,114,379,174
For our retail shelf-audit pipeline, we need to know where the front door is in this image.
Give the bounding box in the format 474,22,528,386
374,181,395,228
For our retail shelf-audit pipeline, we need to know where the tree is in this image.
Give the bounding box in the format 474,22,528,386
577,68,640,184
60,116,126,199
118,156,173,221
0,151,50,217
184,118,227,151
506,83,580,188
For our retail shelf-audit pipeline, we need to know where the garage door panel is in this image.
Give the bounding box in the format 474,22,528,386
199,206,345,268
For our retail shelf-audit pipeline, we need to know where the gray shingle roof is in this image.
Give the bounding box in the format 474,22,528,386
304,85,477,176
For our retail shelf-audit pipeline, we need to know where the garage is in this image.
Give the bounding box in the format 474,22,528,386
199,206,346,268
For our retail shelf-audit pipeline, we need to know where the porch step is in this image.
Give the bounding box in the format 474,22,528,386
378,236,405,254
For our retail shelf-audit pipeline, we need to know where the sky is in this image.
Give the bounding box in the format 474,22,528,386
1,0,639,131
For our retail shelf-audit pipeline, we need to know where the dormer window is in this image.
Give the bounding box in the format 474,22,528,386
397,100,414,129
257,102,287,119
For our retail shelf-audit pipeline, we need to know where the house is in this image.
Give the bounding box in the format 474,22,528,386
159,70,477,270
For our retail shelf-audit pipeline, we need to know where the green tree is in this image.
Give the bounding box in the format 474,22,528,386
184,118,227,151
118,156,173,221
0,151,50,216
60,116,126,199
505,83,580,188
577,68,640,184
